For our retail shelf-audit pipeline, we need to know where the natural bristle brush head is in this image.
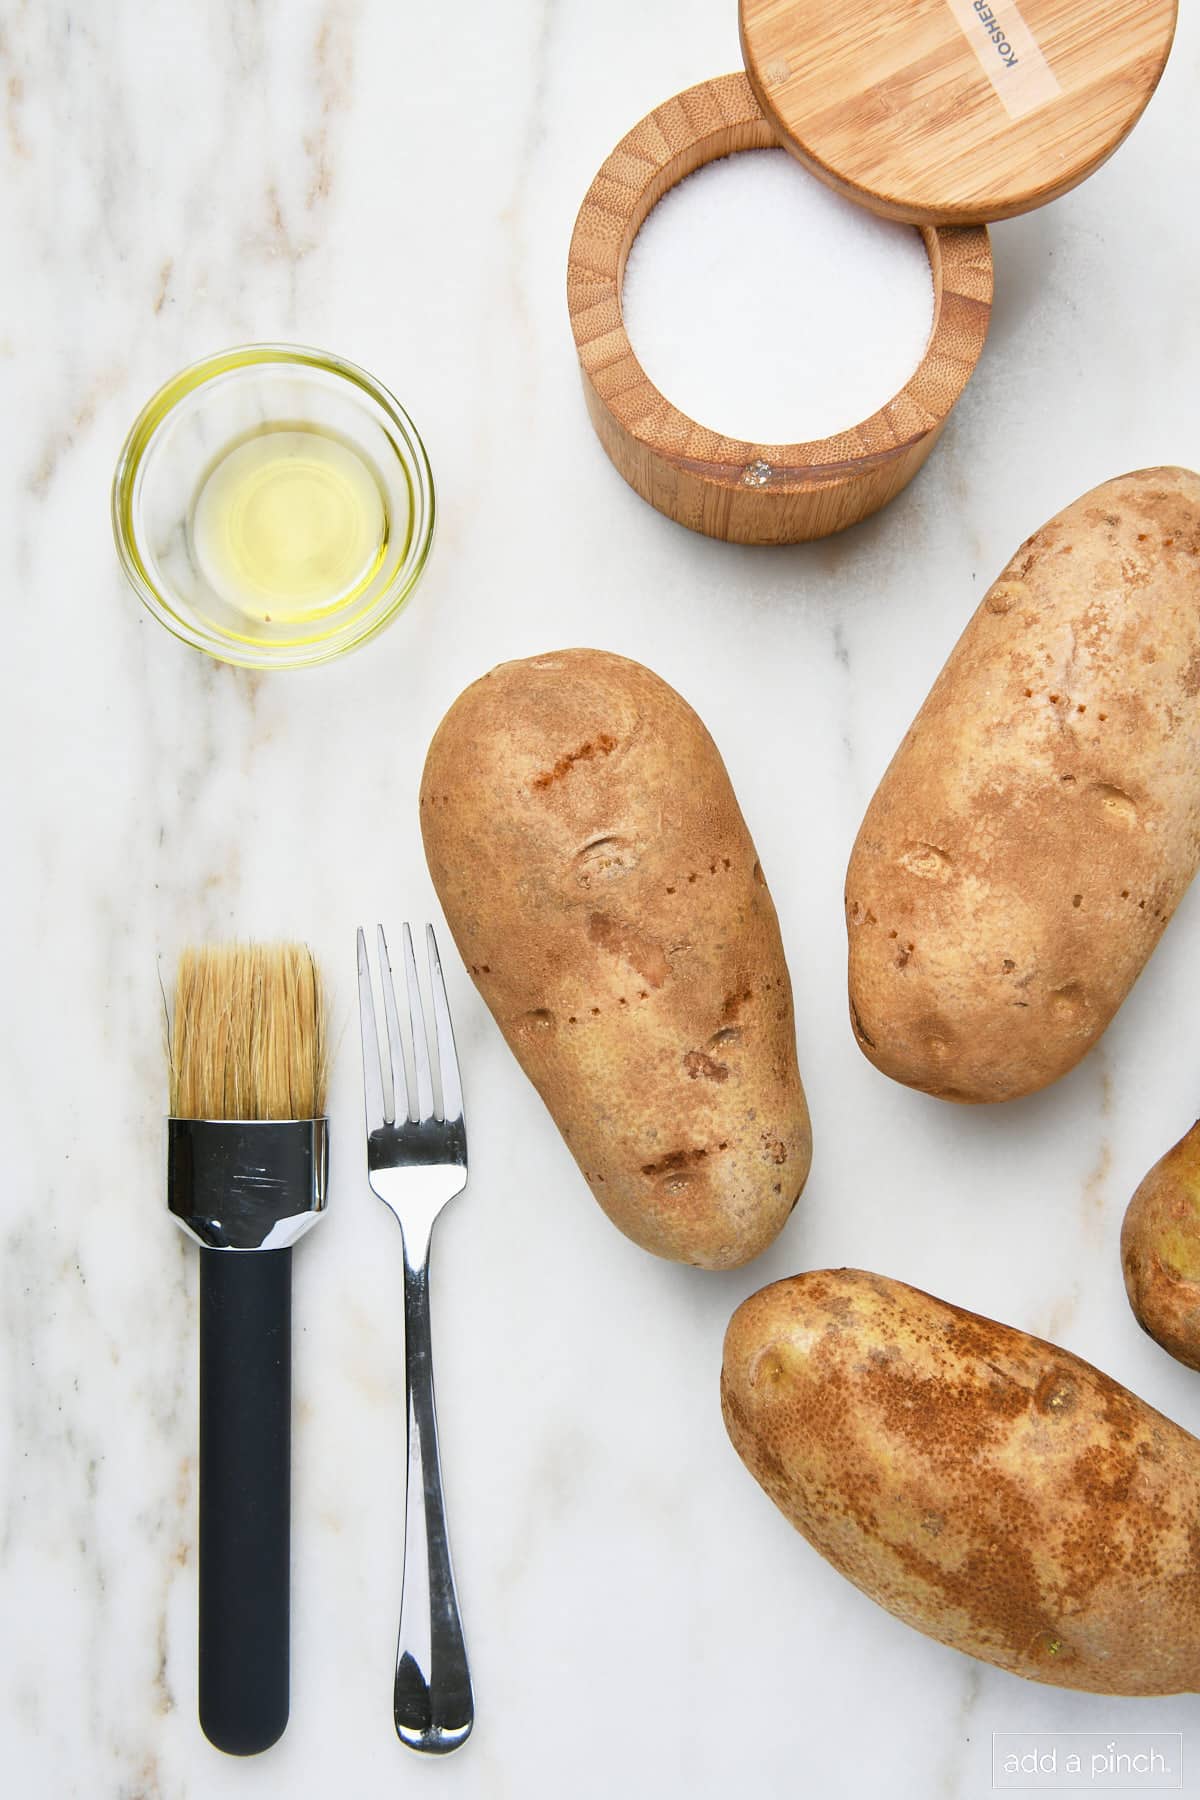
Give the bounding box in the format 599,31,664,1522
166,942,329,1255
170,943,328,1122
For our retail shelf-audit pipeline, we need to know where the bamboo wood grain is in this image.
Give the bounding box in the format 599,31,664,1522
566,73,992,546
740,0,1178,226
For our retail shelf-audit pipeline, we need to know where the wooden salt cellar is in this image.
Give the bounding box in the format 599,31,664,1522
567,0,1177,545
567,73,991,546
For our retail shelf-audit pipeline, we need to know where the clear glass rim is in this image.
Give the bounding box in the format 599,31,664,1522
111,342,436,670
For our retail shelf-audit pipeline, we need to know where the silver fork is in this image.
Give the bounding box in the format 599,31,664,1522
356,922,473,1755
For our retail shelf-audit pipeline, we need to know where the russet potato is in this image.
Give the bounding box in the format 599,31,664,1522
722,1268,1200,1694
1122,1121,1200,1372
846,467,1200,1102
420,649,811,1269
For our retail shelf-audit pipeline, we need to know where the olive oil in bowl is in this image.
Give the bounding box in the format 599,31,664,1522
112,345,434,669
191,426,389,627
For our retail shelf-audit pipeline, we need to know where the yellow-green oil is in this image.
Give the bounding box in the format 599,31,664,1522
190,424,390,628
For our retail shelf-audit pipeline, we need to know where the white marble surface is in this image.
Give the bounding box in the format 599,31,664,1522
4,3,1200,1795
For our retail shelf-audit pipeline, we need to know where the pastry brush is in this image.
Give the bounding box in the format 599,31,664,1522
166,943,328,1756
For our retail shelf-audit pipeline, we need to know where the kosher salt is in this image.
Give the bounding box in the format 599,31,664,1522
621,148,935,445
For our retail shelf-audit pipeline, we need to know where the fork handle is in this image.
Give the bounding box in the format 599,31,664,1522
198,1247,292,1756
395,1232,473,1753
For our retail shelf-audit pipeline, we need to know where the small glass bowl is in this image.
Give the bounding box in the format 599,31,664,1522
112,344,435,669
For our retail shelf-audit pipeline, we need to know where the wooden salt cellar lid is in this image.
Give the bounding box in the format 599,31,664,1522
739,0,1178,225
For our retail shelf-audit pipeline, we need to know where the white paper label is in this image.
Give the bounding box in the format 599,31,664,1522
944,0,1063,121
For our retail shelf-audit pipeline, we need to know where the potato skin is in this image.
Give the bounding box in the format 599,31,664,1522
846,467,1200,1102
1123,1122,1200,1373
420,649,811,1269
721,1269,1200,1695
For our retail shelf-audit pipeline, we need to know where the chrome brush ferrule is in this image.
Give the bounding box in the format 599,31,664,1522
166,1118,328,1250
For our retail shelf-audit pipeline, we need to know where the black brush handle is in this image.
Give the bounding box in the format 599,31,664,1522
198,1246,292,1756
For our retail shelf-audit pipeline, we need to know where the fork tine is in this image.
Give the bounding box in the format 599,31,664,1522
377,924,411,1125
402,922,436,1123
426,925,464,1125
356,926,389,1131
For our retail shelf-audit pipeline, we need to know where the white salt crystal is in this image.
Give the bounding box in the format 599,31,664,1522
621,148,935,445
